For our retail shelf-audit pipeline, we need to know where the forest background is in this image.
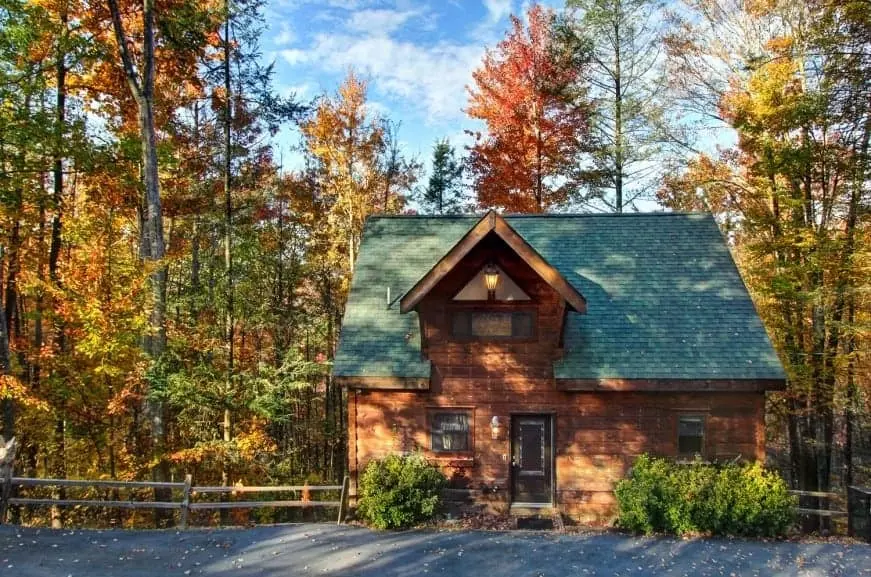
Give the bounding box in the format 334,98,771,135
0,0,868,527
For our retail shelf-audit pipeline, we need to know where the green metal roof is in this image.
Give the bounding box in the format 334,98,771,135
333,213,786,381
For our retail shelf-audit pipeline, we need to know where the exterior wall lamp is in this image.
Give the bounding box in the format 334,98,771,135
484,263,499,300
490,415,501,440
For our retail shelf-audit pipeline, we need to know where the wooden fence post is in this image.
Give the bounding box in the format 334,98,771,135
337,475,349,525
0,437,17,525
180,474,192,530
0,467,11,525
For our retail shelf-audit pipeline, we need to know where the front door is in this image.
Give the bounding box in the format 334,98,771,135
510,415,553,504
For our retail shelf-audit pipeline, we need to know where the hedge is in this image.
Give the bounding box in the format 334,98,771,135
615,454,796,537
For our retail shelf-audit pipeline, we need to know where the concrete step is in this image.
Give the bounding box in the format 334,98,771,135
509,503,554,517
510,504,566,533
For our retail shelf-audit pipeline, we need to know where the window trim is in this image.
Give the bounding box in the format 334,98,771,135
677,414,706,457
448,304,538,342
429,408,474,455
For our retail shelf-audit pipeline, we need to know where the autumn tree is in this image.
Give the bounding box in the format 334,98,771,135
193,0,300,496
104,0,172,508
301,71,417,272
660,0,871,508
420,139,466,214
0,0,414,529
561,0,668,212
466,4,590,213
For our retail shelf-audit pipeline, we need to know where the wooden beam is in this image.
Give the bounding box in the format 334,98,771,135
555,378,787,392
188,500,341,510
333,376,430,390
12,477,187,489
796,508,847,517
194,485,342,493
790,490,840,498
8,498,181,509
399,211,586,313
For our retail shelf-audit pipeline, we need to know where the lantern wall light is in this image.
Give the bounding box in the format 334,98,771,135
490,415,501,440
484,263,500,300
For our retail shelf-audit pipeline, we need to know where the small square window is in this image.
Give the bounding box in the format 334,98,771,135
678,416,705,455
431,411,471,452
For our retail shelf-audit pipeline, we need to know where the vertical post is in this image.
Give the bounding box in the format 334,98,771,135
0,437,16,525
0,467,11,525
848,487,855,539
179,474,192,530
337,475,349,525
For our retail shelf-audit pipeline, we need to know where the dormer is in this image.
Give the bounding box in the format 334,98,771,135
399,211,585,357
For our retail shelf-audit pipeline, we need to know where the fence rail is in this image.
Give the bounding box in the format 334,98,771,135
0,473,350,529
789,490,848,518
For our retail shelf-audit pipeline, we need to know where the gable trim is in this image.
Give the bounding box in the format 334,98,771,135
399,211,587,313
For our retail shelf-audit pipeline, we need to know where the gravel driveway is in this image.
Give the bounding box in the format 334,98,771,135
1,524,869,577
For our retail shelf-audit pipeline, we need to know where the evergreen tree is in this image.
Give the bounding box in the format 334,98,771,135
562,0,668,212
421,139,465,214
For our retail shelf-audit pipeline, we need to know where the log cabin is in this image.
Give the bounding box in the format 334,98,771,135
333,211,786,521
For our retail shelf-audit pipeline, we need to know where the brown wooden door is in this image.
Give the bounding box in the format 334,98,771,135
511,415,553,504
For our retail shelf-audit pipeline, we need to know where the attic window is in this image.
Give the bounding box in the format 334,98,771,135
451,310,535,339
453,265,530,302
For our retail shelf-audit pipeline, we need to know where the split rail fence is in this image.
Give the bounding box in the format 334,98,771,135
790,488,871,541
0,472,350,528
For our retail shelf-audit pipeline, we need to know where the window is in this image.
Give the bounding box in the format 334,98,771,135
431,411,471,453
678,416,705,455
451,310,535,339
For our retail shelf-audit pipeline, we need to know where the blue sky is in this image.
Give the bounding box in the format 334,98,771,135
263,0,560,172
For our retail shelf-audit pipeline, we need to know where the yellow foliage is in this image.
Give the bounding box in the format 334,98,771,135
0,375,49,411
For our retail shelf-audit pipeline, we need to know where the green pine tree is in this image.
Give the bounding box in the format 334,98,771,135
421,139,465,214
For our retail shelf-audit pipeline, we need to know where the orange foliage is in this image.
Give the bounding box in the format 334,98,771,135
466,4,588,212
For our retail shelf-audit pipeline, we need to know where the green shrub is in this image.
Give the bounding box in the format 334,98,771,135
357,453,447,529
615,455,796,537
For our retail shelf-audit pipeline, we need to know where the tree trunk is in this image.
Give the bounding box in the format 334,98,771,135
0,250,11,441
221,3,234,524
107,0,170,525
613,16,623,213
48,4,69,528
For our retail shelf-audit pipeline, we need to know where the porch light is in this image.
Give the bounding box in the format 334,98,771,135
490,416,501,440
484,263,499,299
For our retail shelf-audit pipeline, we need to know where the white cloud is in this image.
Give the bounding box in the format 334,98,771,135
280,48,309,65
279,82,315,99
363,100,392,118
483,0,512,22
274,22,297,46
303,32,485,123
346,9,419,35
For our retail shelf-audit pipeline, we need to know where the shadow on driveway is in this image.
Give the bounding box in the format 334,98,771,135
1,524,869,576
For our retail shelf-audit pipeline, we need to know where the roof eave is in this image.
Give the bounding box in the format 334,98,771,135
555,377,787,392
